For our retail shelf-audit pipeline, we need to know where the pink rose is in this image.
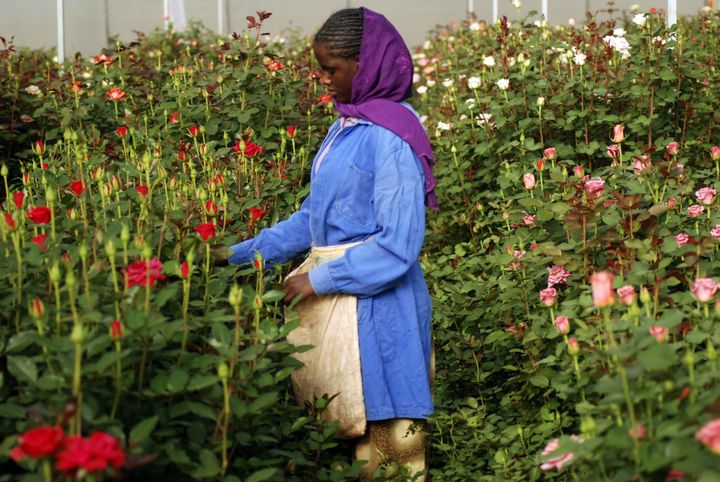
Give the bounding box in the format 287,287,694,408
543,147,557,160
688,204,705,218
695,187,717,205
554,315,570,335
691,278,718,302
649,325,669,342
696,419,720,455
522,214,536,225
628,423,647,440
673,233,690,248
573,165,584,177
667,197,677,209
711,225,720,241
633,156,650,173
523,173,536,190
513,250,525,259
547,265,571,287
666,141,679,155
539,287,558,307
711,146,720,161
616,285,636,305
539,438,575,471
607,144,619,160
591,271,615,308
584,177,605,196
612,124,625,143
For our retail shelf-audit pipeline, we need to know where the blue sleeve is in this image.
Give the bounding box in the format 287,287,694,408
308,143,425,297
228,194,312,266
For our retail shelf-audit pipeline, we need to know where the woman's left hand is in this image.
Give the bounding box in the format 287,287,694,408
283,273,316,302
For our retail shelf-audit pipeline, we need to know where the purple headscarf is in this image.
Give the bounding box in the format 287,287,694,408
333,7,439,211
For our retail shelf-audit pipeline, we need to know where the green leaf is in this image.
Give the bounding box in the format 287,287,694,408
166,369,190,393
7,356,38,384
246,468,279,482
529,375,549,387
186,374,219,391
0,403,26,419
193,449,220,478
130,415,159,444
637,343,677,371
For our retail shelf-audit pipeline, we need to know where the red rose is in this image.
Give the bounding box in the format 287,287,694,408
244,141,265,158
10,425,64,461
116,126,127,138
31,233,49,250
169,112,181,124
121,258,166,288
180,260,189,279
68,181,85,196
110,320,123,340
107,87,126,101
194,222,216,241
27,206,52,225
135,185,149,197
13,191,25,209
317,93,333,105
188,125,200,137
69,81,82,93
287,126,296,138
249,207,263,222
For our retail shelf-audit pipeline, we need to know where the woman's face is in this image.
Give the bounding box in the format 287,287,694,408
313,43,359,104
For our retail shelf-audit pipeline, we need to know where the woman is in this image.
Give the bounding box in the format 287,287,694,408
227,7,436,478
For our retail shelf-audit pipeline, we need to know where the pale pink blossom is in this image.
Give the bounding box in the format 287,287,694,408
523,173,536,190
695,187,717,205
591,271,615,308
628,423,647,440
691,278,718,302
547,265,571,287
673,233,690,248
667,198,677,209
666,141,679,155
617,285,636,305
584,177,605,196
539,287,558,307
522,214,537,225
513,250,525,259
711,146,720,161
612,124,625,143
696,419,720,455
649,325,669,342
633,156,650,173
540,438,575,471
711,225,720,241
554,316,570,335
688,204,705,218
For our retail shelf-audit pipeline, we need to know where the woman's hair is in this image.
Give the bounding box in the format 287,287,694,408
314,8,364,59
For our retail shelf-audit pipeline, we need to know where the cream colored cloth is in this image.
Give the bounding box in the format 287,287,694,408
355,419,428,481
286,242,366,439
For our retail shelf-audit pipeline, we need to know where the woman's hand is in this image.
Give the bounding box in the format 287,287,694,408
283,273,316,303
210,244,233,266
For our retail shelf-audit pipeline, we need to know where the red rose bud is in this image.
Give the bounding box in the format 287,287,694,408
169,112,181,124
31,233,49,251
287,126,296,138
29,298,44,319
27,206,52,225
194,222,216,241
92,166,104,181
13,191,25,210
535,158,544,171
68,207,78,220
205,199,218,216
68,181,85,196
110,320,123,340
22,172,31,186
180,260,190,279
249,207,263,222
4,212,17,231
215,173,224,186
612,124,624,143
116,126,128,138
110,175,122,192
10,425,64,462
208,179,217,192
107,87,126,101
168,176,178,191
33,140,45,155
135,185,149,197
188,125,200,137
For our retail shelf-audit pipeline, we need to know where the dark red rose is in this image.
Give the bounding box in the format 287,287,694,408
194,222,216,241
249,207,263,222
27,206,52,225
68,181,85,196
10,425,64,461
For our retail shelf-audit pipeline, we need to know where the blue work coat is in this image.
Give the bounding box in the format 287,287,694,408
229,110,434,421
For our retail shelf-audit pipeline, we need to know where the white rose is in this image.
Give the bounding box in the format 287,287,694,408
467,77,481,89
416,85,428,95
426,79,436,87
483,55,495,67
632,14,646,26
512,0,521,8
496,78,510,90
536,96,545,107
24,85,42,95
469,22,481,31
442,78,454,88
573,52,586,66
437,121,451,131
613,28,626,37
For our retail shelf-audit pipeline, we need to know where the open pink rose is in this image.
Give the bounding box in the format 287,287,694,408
633,156,650,173
688,204,704,218
673,233,689,248
540,438,575,471
711,225,720,241
539,287,558,307
691,278,718,302
696,419,720,455
547,265,571,287
695,187,717,205
584,177,605,196
617,285,636,305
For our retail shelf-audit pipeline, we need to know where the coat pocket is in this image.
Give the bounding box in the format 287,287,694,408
334,160,375,226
